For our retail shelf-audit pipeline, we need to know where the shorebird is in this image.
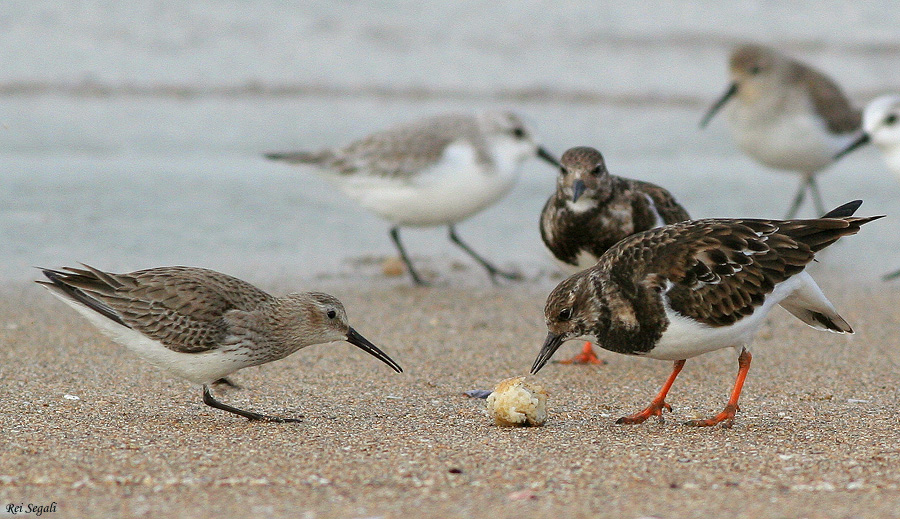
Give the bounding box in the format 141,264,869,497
265,110,560,285
38,265,402,423
835,95,900,280
701,44,862,218
531,201,880,427
539,146,691,364
836,95,900,179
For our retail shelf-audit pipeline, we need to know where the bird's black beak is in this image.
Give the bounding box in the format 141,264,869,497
572,179,586,203
700,82,738,128
834,133,871,161
536,146,561,168
531,332,565,374
346,327,403,373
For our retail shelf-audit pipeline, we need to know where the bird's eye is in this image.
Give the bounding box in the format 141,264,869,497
559,166,568,175
327,310,337,319
558,308,573,321
512,127,526,138
886,114,898,126
749,65,762,75
590,165,603,176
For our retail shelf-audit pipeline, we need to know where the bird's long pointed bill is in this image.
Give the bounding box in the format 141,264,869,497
531,332,565,374
346,327,403,373
572,179,586,202
699,83,738,128
536,146,561,168
834,133,870,161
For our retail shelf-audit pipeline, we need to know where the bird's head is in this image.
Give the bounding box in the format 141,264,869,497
557,146,611,206
479,110,559,168
278,292,402,373
532,271,604,374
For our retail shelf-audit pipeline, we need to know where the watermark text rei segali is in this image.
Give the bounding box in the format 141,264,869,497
5,502,57,516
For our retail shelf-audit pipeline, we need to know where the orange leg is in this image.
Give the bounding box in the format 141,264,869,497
555,341,607,365
617,359,686,424
684,348,752,428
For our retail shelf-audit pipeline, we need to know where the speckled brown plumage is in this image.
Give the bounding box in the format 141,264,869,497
540,146,690,268
542,211,879,353
533,203,881,427
40,265,275,354
37,264,402,422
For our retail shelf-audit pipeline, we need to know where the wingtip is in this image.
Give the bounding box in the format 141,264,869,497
820,200,863,218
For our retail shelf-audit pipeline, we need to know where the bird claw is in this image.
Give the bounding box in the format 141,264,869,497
488,269,523,284
554,342,607,365
555,353,607,365
682,404,739,428
616,400,672,425
249,414,304,424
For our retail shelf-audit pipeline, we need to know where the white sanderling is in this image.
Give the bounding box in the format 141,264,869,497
266,110,560,285
835,95,900,279
836,95,900,179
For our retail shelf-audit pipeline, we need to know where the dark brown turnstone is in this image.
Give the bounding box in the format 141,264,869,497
531,201,881,427
38,265,402,423
265,111,560,285
539,145,690,364
701,44,862,218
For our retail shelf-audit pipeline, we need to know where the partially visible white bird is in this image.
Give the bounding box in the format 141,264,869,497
836,95,900,179
835,95,900,280
266,111,560,285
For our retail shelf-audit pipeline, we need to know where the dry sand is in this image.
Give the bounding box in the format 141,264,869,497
1,269,899,519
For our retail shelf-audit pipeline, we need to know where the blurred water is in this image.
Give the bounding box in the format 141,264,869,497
2,2,899,285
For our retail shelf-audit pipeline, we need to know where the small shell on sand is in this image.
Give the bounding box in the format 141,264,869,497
485,376,548,427
382,257,406,277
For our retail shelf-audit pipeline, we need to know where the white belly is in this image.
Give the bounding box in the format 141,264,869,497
876,144,900,181
333,141,522,227
729,103,858,174
645,272,812,361
51,293,257,385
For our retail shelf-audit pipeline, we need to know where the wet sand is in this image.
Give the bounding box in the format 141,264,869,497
1,268,899,519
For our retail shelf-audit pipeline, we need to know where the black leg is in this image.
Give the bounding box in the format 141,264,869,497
389,226,428,286
202,385,302,423
784,178,808,219
807,176,827,217
883,268,900,281
212,377,241,389
448,225,521,283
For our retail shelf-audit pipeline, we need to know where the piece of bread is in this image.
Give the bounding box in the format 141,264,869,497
485,376,548,426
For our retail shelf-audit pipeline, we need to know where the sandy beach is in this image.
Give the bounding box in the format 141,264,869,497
2,268,899,519
4,2,900,517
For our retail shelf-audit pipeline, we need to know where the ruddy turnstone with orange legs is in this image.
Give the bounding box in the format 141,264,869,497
701,44,862,218
531,201,881,427
539,146,690,365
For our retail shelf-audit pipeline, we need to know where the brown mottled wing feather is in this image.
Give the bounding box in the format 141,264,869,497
46,265,274,353
630,180,691,224
793,63,861,134
603,216,879,327
329,114,489,179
